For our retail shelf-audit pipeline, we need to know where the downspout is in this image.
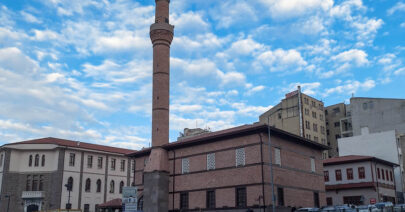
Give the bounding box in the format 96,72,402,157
259,133,266,211
172,149,176,211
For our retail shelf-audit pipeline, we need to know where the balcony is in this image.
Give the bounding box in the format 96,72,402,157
22,191,44,199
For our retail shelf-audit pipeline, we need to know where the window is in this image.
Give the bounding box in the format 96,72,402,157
314,136,318,142
278,113,282,119
312,111,317,118
119,181,124,194
69,153,75,166
32,175,38,191
305,121,311,130
35,154,39,167
84,204,90,212
110,180,115,193
29,155,33,167
313,123,318,132
326,197,333,206
377,168,380,179
333,107,340,113
87,156,93,168
144,158,148,166
180,192,189,209
67,177,73,191
390,171,393,181
358,167,365,179
277,187,284,206
120,160,126,172
310,158,316,172
311,101,316,107
327,129,330,135
320,114,324,121
111,158,116,171
206,190,215,209
335,134,341,139
324,171,329,182
98,157,103,169
304,98,309,105
96,179,102,193
305,108,309,115
275,148,281,166
85,178,91,192
182,158,190,174
314,192,320,208
382,169,385,180
335,169,342,181
236,148,245,167
132,160,136,171
41,155,45,167
0,154,3,167
346,168,353,180
39,175,44,191
334,122,340,127
321,126,325,135
26,175,32,191
236,187,247,207
207,153,215,170
386,170,389,181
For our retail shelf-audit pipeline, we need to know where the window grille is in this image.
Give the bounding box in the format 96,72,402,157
207,153,215,170
236,148,245,167
182,158,189,174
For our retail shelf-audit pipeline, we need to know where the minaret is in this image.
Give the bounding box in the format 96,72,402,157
143,0,173,211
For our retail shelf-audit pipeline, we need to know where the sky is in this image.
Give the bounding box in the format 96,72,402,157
0,0,404,149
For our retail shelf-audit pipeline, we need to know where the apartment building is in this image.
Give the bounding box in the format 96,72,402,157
129,123,328,211
259,86,328,158
324,103,351,157
324,155,397,205
0,137,134,212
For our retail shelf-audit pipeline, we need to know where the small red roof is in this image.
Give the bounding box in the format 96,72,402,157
4,137,134,155
98,198,122,208
323,155,397,166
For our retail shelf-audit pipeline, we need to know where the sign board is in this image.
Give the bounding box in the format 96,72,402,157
370,198,376,204
285,90,298,98
122,187,138,212
122,187,137,198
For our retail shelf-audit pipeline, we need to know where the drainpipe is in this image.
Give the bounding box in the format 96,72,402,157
267,115,276,212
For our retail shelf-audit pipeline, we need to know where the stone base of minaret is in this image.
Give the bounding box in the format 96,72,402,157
143,148,169,212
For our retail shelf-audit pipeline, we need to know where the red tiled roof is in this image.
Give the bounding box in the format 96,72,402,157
128,123,329,157
323,155,397,167
4,137,134,155
98,198,122,208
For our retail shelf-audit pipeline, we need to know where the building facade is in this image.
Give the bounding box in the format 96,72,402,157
324,103,351,158
338,129,405,203
324,155,397,205
259,87,328,158
0,138,134,212
129,124,328,211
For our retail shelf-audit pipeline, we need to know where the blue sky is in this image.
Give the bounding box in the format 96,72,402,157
0,0,404,149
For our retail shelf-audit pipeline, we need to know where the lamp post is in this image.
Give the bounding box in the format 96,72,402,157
64,183,72,212
267,115,276,212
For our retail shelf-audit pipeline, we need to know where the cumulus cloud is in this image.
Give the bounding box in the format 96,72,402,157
387,2,405,15
20,11,42,24
332,49,369,66
211,1,258,29
256,48,308,72
324,79,375,96
259,0,334,19
282,82,321,96
0,47,39,74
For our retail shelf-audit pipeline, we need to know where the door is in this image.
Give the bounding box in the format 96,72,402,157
27,204,39,212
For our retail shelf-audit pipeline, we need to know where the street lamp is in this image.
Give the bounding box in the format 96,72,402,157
267,115,276,212
64,183,72,212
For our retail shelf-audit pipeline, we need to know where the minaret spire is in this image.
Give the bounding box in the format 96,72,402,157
143,0,174,211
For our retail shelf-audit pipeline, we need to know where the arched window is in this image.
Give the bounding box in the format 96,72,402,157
119,181,124,194
85,178,91,192
96,179,102,193
67,177,73,191
41,155,45,167
109,180,115,193
29,155,33,167
34,154,39,167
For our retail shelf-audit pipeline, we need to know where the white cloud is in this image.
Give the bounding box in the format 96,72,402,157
394,67,405,75
231,103,271,117
20,11,42,24
330,0,365,20
0,47,39,74
260,0,334,19
351,17,383,44
228,38,264,55
401,22,405,28
332,49,369,66
212,1,258,28
171,11,210,34
31,29,59,41
282,82,321,96
94,30,149,53
387,2,405,15
324,79,375,96
245,85,266,96
378,54,396,65
256,48,308,72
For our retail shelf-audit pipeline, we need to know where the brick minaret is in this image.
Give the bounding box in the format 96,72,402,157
143,0,173,211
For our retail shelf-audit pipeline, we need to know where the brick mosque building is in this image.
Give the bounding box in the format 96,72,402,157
129,123,328,211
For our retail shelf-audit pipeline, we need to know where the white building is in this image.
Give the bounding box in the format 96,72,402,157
338,129,405,203
0,137,135,212
324,155,397,205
